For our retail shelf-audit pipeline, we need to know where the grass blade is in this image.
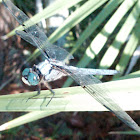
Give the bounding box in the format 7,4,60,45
0,111,59,131
49,0,108,43
114,70,140,80
76,0,136,68
63,0,137,87
65,0,124,60
109,131,140,135
0,78,139,131
0,78,139,111
99,0,140,69
27,0,108,62
4,0,83,38
113,17,140,78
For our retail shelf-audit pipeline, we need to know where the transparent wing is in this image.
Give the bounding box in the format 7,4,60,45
44,66,118,82
16,30,37,46
62,67,140,132
63,65,119,75
3,0,73,61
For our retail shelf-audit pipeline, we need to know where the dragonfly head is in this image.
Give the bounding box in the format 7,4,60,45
22,68,41,86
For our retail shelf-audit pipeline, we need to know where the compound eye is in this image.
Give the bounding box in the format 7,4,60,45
22,68,30,77
28,72,40,86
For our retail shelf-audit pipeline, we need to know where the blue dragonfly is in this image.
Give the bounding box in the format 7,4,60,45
2,0,140,132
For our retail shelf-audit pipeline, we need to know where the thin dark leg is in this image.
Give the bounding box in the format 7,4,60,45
26,82,55,108
26,83,41,102
45,82,55,107
39,82,55,110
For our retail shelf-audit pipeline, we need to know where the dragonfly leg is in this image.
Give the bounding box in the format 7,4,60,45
26,83,41,102
44,82,55,107
26,82,54,107
38,82,55,110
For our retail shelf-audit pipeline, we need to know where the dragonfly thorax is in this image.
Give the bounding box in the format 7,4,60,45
22,67,42,86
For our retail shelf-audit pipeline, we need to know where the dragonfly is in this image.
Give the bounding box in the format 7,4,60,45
2,0,140,132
